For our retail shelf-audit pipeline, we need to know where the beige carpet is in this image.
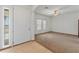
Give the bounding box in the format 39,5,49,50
36,32,79,53
0,41,52,53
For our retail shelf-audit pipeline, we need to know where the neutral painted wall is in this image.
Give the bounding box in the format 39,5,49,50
34,13,52,34
51,12,79,35
14,6,33,45
0,6,3,48
0,5,34,48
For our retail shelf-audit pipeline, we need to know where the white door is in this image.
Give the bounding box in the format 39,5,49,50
13,6,31,45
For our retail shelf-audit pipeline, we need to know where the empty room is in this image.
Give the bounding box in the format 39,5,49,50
0,5,79,53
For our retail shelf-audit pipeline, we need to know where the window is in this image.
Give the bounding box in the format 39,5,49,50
36,19,42,30
4,9,9,46
36,19,47,31
43,20,46,30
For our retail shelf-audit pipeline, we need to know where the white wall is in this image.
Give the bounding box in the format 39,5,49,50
14,6,33,45
51,12,79,35
34,13,52,34
0,5,34,48
0,7,3,48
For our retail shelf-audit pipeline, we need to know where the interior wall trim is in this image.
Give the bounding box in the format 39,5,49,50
51,31,78,37
0,40,35,51
35,31,78,37
35,31,53,36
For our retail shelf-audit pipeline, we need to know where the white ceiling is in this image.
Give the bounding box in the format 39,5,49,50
34,5,79,16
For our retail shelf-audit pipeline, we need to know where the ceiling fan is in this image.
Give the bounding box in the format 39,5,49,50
52,6,79,16
52,9,60,16
44,6,66,16
36,5,79,16
52,6,71,16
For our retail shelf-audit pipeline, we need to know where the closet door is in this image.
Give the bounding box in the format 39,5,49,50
14,6,31,45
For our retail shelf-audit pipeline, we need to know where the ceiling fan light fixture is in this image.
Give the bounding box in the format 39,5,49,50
53,9,60,16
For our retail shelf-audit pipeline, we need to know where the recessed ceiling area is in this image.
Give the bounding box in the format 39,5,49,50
34,5,79,16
